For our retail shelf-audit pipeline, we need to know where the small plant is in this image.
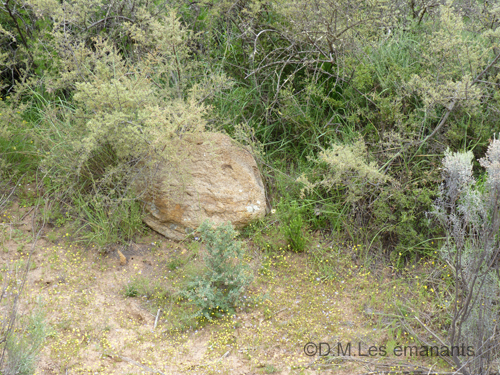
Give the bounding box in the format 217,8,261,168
1,308,47,375
123,283,139,298
179,221,253,320
123,276,163,300
266,364,279,373
279,200,308,253
166,257,183,271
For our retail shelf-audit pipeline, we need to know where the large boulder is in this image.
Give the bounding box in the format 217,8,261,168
141,132,267,240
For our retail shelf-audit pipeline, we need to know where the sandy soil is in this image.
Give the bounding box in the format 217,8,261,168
0,203,451,375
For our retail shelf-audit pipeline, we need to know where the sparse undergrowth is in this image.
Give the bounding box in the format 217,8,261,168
2,1,500,374
0,202,458,374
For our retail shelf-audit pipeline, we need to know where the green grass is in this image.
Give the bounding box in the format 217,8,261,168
0,132,40,178
123,275,167,301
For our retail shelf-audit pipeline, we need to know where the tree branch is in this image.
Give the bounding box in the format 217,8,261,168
3,0,34,62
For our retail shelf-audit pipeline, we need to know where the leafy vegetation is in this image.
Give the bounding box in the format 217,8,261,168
1,308,47,375
179,221,253,320
429,145,500,375
2,0,500,373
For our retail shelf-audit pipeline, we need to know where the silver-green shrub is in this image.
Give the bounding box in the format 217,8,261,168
1,309,47,375
180,221,253,320
432,144,500,375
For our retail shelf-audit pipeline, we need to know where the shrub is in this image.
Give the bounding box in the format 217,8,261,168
0,0,232,247
278,199,308,253
297,138,390,240
298,138,389,204
0,256,47,375
1,309,47,375
430,142,500,375
180,221,253,320
123,276,164,300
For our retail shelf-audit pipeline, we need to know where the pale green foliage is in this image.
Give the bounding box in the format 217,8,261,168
37,32,212,195
479,139,500,193
275,0,397,54
18,0,233,101
2,309,47,375
24,0,214,94
299,139,390,203
442,148,474,200
11,0,231,246
180,221,253,320
433,142,500,374
408,2,493,116
23,0,229,174
63,37,210,177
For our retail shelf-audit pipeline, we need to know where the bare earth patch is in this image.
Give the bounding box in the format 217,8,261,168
0,204,453,375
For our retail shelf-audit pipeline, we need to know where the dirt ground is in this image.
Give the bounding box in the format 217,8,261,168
0,203,452,375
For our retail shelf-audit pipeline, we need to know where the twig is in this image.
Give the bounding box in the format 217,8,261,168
217,350,230,362
413,315,448,348
21,206,36,221
154,308,161,330
86,16,134,31
253,29,280,57
3,0,34,62
0,173,26,211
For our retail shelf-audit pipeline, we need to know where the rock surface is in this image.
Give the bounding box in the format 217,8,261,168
141,132,267,240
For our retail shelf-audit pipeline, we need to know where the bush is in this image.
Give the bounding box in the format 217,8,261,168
0,0,232,248
430,143,500,375
278,199,309,253
1,309,47,375
0,259,47,375
180,221,253,320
